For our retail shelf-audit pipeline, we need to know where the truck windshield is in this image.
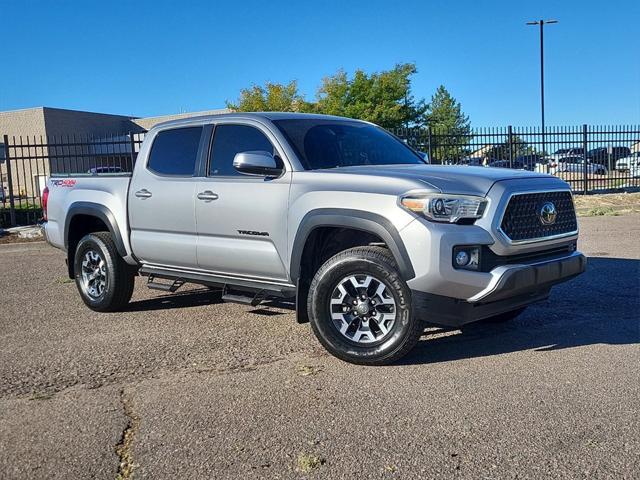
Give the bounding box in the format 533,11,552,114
273,119,425,170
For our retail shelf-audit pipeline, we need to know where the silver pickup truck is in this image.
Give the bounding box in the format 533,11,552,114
44,113,586,365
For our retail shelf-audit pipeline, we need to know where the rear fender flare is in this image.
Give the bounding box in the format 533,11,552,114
64,202,127,258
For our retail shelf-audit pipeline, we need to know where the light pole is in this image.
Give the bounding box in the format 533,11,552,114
527,19,557,155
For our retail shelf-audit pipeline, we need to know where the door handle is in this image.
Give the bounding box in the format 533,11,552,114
135,189,152,199
197,191,219,201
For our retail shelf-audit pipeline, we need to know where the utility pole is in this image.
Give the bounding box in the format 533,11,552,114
527,19,557,155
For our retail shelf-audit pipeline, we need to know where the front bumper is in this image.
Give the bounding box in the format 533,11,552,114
412,252,586,327
467,251,586,303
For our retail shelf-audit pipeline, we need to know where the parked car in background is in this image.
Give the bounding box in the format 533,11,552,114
515,154,542,171
557,156,608,175
615,152,640,171
547,147,584,162
587,147,631,168
488,159,527,170
458,157,485,166
88,166,124,175
629,162,640,178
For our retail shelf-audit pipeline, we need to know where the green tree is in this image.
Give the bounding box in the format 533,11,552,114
426,86,471,162
315,63,427,129
226,80,313,112
485,135,534,161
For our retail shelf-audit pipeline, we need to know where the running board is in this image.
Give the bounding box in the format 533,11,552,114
221,286,267,306
139,265,296,298
147,275,185,292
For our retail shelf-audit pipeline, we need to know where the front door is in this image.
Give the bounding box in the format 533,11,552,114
129,126,204,269
195,122,291,281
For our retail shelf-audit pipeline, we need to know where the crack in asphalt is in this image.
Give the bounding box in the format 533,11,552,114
115,388,140,480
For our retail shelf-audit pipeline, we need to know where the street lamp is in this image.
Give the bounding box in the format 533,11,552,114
527,19,558,155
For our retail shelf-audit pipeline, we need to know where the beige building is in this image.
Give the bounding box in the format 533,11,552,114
0,106,229,200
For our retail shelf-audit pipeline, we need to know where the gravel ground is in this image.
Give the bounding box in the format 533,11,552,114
0,215,638,479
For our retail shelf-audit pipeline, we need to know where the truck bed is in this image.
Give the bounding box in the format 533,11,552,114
45,175,133,260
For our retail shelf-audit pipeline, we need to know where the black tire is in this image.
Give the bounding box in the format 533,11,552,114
307,246,423,365
481,307,527,324
74,232,135,312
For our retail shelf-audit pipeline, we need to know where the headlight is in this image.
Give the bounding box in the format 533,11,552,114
400,193,487,223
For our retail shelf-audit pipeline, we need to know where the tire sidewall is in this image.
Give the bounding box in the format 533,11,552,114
309,255,413,363
74,234,117,310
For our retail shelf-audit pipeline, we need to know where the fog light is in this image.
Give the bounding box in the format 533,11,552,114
455,250,470,266
453,246,480,270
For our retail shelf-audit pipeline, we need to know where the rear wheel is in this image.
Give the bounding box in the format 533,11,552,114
307,246,423,365
74,232,135,312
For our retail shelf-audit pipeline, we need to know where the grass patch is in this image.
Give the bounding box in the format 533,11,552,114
57,277,75,284
296,453,325,473
585,206,620,216
30,391,54,401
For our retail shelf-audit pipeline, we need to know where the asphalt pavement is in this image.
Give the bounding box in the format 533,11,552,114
0,215,638,479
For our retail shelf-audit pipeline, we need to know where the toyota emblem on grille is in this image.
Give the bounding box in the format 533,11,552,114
538,202,558,225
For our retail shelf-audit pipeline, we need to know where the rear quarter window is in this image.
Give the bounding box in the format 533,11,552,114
147,127,203,176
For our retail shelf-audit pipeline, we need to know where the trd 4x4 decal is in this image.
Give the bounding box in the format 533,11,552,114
51,179,77,188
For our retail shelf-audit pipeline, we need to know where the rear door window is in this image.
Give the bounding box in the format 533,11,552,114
147,127,203,176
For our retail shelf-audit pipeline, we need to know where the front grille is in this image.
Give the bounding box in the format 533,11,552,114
500,191,577,243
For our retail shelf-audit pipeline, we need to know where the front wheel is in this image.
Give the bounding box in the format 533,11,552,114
307,246,423,365
74,232,135,312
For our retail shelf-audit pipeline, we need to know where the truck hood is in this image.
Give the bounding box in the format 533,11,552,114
324,164,553,196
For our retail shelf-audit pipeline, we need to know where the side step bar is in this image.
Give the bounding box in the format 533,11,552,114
139,265,296,298
221,286,267,307
147,275,185,293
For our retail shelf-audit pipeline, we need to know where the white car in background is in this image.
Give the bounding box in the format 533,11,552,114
615,152,640,171
557,156,608,175
547,147,585,163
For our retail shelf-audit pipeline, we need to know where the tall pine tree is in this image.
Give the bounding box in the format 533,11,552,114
426,86,471,162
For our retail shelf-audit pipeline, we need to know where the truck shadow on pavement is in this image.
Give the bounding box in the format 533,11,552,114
401,257,640,365
124,289,225,312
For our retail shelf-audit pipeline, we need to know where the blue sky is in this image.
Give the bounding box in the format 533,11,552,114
1,0,638,126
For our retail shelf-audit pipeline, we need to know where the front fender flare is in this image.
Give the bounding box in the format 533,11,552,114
290,208,415,283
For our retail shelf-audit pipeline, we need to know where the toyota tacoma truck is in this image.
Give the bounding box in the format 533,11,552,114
43,113,586,365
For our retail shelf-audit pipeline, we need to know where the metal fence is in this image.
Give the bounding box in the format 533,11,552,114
392,125,640,194
1,133,145,227
1,125,639,227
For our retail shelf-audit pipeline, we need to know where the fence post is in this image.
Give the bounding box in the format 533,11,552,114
129,131,136,170
3,135,16,227
427,127,433,164
582,124,588,195
508,125,514,168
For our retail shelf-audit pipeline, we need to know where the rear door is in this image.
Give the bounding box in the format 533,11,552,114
195,121,291,281
129,125,206,269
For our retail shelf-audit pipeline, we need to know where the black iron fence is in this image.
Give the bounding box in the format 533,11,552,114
1,125,639,227
1,133,145,227
391,125,640,194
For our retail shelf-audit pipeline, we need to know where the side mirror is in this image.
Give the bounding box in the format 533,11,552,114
233,151,283,177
